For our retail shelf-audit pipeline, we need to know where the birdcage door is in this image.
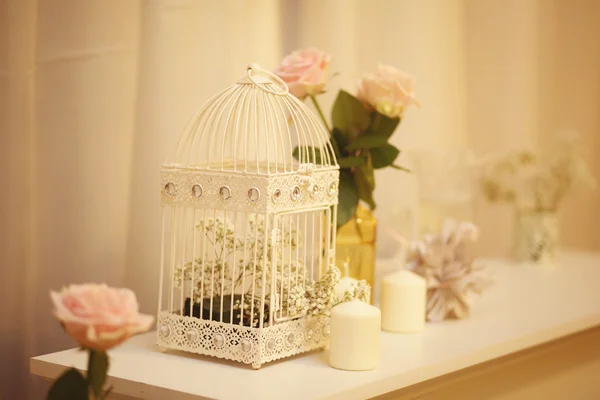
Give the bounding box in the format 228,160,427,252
269,206,333,324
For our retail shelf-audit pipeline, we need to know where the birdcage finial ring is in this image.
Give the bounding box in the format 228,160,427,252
247,63,289,96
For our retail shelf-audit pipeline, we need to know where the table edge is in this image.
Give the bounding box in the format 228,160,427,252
320,314,600,400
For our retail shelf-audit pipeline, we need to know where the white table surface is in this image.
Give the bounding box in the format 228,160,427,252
31,252,600,400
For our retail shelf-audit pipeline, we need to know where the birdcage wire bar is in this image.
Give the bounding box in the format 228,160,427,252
156,64,339,368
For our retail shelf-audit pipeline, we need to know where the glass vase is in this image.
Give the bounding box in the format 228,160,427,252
418,199,474,235
514,210,559,264
335,205,376,303
408,148,476,235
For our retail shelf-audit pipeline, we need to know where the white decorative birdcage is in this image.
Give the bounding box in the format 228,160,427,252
156,64,340,369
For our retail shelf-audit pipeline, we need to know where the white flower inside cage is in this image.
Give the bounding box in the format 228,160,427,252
157,64,341,369
172,214,311,327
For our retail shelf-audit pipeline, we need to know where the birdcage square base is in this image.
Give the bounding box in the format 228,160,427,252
156,311,329,367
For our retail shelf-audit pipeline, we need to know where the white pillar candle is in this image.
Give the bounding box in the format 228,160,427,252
328,300,380,371
381,270,426,333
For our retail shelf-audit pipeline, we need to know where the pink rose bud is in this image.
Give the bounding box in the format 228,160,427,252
357,64,417,118
50,284,154,351
274,48,332,100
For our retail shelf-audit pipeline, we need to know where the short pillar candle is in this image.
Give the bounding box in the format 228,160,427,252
381,270,426,333
328,300,380,371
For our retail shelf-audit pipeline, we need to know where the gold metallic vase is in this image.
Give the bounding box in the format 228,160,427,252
335,205,376,302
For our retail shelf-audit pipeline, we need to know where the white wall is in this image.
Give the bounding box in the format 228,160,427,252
468,0,600,256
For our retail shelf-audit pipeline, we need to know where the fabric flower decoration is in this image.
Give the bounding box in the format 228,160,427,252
407,220,489,322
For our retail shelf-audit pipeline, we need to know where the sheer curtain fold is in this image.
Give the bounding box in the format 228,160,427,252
125,0,282,312
0,0,38,398
288,0,468,252
2,1,142,398
33,0,142,352
466,0,541,256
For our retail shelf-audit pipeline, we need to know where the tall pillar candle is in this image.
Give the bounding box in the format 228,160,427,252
381,270,426,333
328,300,380,371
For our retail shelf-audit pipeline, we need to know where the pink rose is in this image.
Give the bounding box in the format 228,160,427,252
274,48,332,99
50,284,154,351
357,64,417,118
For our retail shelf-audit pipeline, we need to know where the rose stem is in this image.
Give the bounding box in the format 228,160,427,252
309,94,331,132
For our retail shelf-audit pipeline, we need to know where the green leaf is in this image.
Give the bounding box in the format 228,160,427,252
331,91,370,137
391,163,411,173
345,132,389,150
337,170,359,227
338,157,366,168
371,144,400,169
332,129,349,156
370,112,400,139
88,350,109,398
47,368,88,400
292,146,322,164
329,134,342,158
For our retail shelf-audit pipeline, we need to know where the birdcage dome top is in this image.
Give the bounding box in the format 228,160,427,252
167,63,338,175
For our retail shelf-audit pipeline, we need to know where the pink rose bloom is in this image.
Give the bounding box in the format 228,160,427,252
274,48,332,99
51,284,154,351
357,64,417,118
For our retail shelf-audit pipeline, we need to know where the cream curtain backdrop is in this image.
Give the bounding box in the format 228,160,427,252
1,0,599,399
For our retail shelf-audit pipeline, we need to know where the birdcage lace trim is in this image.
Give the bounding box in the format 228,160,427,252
161,168,339,212
156,311,329,366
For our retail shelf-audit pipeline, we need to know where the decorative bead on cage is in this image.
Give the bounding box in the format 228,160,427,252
157,64,340,369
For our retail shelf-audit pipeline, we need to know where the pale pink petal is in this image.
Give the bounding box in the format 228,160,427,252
50,284,154,351
356,64,416,117
274,48,331,100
